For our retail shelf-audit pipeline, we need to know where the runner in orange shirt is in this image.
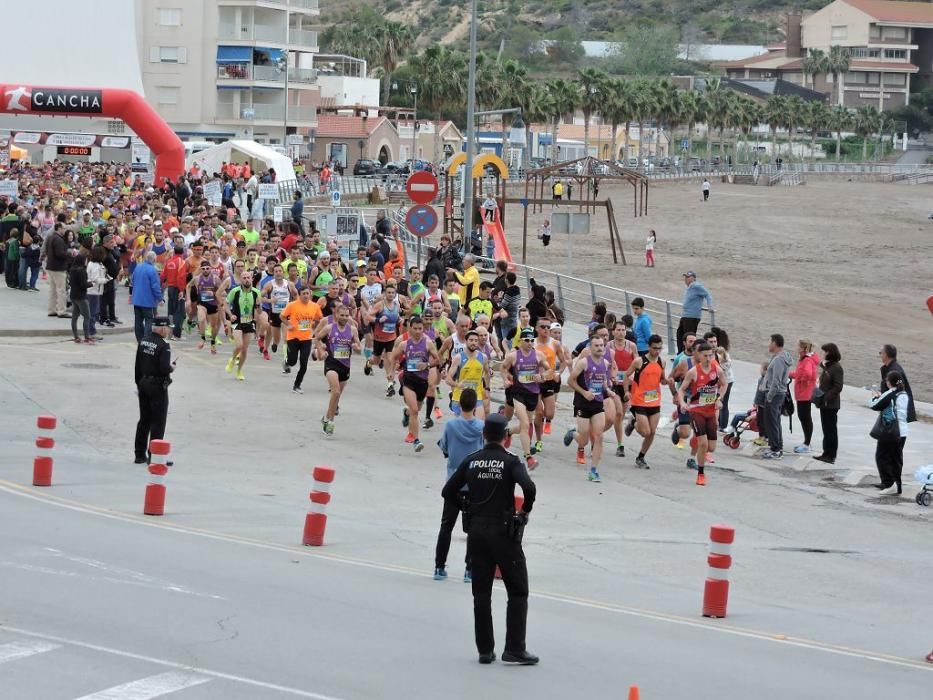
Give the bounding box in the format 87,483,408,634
280,286,323,394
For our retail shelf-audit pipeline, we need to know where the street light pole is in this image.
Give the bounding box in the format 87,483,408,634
411,85,418,163
463,0,478,251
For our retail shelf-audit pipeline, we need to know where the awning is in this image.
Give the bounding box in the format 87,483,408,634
216,46,252,63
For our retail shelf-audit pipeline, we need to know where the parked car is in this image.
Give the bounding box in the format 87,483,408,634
353,159,380,176
710,155,722,167
529,157,550,169
688,157,702,171
382,161,410,176
627,157,639,168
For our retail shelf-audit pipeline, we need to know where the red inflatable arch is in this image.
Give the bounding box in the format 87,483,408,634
0,84,185,184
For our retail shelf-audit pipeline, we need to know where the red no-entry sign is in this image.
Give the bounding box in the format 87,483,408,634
406,171,438,205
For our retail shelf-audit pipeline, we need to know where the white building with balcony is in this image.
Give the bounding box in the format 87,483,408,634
140,0,321,146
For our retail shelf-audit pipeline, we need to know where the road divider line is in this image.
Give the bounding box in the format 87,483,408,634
3,626,346,700
2,480,932,674
0,640,60,664
72,671,210,700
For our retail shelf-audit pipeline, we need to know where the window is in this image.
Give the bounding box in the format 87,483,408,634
884,49,907,60
870,24,881,39
849,47,880,59
156,87,179,105
845,72,866,84
866,72,880,85
884,73,907,86
149,46,188,63
158,8,181,26
831,25,848,40
882,26,907,40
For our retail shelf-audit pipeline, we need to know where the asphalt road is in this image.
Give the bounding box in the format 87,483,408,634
1,320,932,698
1,486,930,700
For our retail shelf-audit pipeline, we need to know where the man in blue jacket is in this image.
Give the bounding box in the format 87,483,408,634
677,271,714,354
131,251,163,342
434,388,484,583
631,297,652,355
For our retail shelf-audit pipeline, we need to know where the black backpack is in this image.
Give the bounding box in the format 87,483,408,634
781,380,795,432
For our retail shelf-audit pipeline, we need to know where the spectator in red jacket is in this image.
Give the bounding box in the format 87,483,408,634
789,338,820,454
160,245,188,339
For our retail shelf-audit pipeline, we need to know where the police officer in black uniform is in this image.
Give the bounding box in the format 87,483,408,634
134,316,175,464
442,414,538,665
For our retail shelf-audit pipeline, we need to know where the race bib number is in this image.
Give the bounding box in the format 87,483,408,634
298,319,311,330
273,300,287,312
383,322,396,333
200,290,214,302
241,314,253,323
518,370,536,384
700,392,717,405
463,380,478,390
589,380,604,397
643,389,660,404
616,370,626,382
407,358,421,372
333,346,350,359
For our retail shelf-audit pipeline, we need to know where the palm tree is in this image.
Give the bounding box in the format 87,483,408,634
545,78,579,165
802,49,828,92
826,45,850,106
854,105,880,160
784,96,806,159
651,79,679,162
628,79,658,162
703,78,730,162
498,60,528,160
578,67,607,158
410,45,466,161
678,90,705,161
764,95,788,162
374,22,412,105
731,98,761,163
601,78,634,162
519,82,552,167
826,104,851,160
805,101,830,160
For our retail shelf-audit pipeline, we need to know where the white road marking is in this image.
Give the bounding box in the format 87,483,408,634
3,626,346,700
0,640,60,664
72,671,210,699
2,483,932,674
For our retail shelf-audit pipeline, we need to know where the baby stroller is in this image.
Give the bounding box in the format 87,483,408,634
723,406,759,449
913,465,933,507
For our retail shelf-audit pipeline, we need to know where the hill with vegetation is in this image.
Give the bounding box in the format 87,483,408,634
323,0,826,56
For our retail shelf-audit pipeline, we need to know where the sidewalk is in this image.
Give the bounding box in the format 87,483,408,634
0,279,135,337
556,321,933,488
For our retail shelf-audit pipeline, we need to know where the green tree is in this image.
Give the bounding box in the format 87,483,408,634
614,24,680,76
545,78,580,165
784,96,806,159
826,104,852,159
703,78,730,161
410,45,466,161
805,101,831,160
519,82,552,167
602,78,635,162
374,22,413,106
678,90,706,159
578,67,608,158
764,95,789,162
854,105,880,160
826,45,850,106
802,49,828,92
497,59,529,157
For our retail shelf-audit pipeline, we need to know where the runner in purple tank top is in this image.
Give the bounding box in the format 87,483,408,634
390,315,439,454
500,327,548,469
314,304,361,436
566,335,615,483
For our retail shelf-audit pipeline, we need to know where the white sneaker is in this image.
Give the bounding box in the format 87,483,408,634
878,485,900,496
793,444,811,454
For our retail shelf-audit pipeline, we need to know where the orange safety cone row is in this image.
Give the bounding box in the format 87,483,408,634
143,440,171,516
628,686,640,700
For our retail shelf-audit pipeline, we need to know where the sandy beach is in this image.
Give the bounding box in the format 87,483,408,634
498,177,933,400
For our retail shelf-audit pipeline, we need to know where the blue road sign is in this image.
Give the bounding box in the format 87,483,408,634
405,204,438,238
520,197,529,208
331,190,341,207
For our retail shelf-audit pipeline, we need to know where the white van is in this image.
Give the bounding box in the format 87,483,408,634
183,141,214,157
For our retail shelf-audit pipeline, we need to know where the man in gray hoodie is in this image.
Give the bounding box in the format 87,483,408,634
762,334,793,459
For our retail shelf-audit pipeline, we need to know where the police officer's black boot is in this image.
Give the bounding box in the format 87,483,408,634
501,650,538,665
478,651,496,664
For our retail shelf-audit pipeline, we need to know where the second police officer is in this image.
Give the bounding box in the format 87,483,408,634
134,315,175,464
442,413,538,665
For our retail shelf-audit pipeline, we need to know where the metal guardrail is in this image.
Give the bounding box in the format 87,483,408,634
386,209,714,352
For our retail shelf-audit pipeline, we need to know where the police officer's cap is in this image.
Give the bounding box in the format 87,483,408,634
152,316,171,327
484,413,509,442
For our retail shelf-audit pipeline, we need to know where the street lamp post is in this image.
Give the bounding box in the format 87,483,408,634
411,85,418,163
463,0,479,251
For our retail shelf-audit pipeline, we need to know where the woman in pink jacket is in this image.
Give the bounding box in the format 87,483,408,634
789,339,820,454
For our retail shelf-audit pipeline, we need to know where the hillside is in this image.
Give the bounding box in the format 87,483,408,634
324,0,826,51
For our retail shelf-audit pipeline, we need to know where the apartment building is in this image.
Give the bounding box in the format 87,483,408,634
139,0,322,147
721,0,933,109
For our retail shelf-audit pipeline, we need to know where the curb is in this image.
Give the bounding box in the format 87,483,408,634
0,326,135,339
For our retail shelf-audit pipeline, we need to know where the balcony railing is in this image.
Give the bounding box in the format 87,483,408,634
218,22,287,44
253,64,285,81
216,102,316,122
290,29,318,49
288,67,318,83
289,0,319,10
217,64,252,80
216,64,317,84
